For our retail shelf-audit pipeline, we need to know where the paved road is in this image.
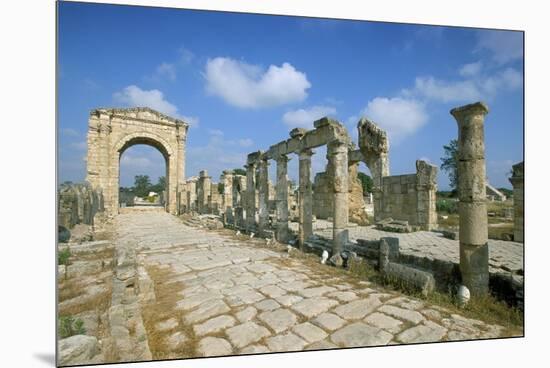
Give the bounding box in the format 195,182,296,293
289,220,523,276
113,211,512,359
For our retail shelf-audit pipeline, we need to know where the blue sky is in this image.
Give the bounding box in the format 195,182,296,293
58,2,524,189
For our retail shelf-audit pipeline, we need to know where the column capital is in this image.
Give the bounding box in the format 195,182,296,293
299,148,314,160
450,101,489,122
275,154,291,164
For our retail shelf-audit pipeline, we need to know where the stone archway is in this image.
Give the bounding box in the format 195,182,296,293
86,107,188,215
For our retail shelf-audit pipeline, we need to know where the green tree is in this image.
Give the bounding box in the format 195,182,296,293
357,172,373,194
440,139,459,193
150,176,166,193
133,175,152,198
233,168,246,176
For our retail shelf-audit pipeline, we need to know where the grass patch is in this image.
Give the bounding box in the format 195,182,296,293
59,315,86,338
59,248,71,266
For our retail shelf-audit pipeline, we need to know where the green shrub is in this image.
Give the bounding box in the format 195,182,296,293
58,248,71,266
59,315,86,338
436,199,458,214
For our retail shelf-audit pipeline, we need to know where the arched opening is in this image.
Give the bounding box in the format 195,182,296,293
356,161,374,220
117,136,170,210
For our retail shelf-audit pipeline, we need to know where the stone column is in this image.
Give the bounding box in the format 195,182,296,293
197,170,211,214
509,161,524,242
275,155,290,242
450,102,490,296
298,149,314,248
258,159,270,236
328,141,349,256
222,170,234,226
245,163,257,232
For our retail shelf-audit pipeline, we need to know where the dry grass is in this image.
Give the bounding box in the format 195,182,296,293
141,265,200,360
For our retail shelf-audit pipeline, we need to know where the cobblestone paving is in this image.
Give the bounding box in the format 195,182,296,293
118,211,509,359
290,220,523,276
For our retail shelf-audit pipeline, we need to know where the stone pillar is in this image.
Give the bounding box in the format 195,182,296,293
328,141,349,255
222,170,234,225
298,149,314,248
275,155,290,243
245,163,257,232
197,170,211,214
509,161,524,242
258,159,270,236
357,118,390,222
451,102,490,296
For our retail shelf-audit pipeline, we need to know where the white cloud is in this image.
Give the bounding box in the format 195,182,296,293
70,141,87,151
404,65,522,103
179,47,195,65
155,62,177,81
408,77,482,103
204,57,311,109
61,128,79,137
120,154,153,169
238,138,253,147
187,129,251,179
476,30,523,64
181,115,199,128
459,61,483,77
282,105,337,128
114,85,200,129
361,97,428,142
114,85,179,116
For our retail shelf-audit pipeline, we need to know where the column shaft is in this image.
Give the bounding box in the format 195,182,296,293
328,142,349,255
246,163,257,232
258,160,270,235
451,102,490,296
276,155,290,242
298,149,313,248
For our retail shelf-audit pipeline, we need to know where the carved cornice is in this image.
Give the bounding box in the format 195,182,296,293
90,107,189,128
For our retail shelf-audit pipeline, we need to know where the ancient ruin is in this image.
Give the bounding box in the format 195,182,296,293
85,107,188,216
58,101,524,365
451,102,490,296
509,161,524,242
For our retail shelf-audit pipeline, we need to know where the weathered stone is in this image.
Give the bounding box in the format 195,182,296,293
193,315,236,336
450,101,490,296
166,331,187,350
184,299,230,324
226,322,271,348
396,320,447,343
255,299,281,311
258,309,298,333
377,305,425,324
330,322,393,347
239,344,270,354
155,318,178,332
197,337,233,357
364,312,403,334
266,332,308,352
312,313,346,331
292,322,328,343
333,296,382,320
327,291,358,302
58,335,99,366
235,306,257,323
305,340,338,350
298,286,336,298
260,285,286,298
291,297,338,318
86,107,187,215
275,294,303,307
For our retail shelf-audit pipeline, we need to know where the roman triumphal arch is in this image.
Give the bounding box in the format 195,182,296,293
86,107,188,216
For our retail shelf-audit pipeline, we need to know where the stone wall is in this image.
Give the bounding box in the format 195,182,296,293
377,160,438,230
313,163,368,225
58,183,104,229
509,161,524,242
